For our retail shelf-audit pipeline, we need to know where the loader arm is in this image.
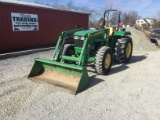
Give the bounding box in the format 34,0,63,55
77,34,90,66
52,28,84,61
74,29,108,66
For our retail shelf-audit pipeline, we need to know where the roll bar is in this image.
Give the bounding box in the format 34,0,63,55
102,9,121,29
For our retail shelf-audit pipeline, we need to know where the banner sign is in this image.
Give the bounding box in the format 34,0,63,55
11,13,39,31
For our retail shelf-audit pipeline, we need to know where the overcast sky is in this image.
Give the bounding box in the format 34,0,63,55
23,0,160,18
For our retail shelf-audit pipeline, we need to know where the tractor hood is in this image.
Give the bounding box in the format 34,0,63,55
74,29,106,37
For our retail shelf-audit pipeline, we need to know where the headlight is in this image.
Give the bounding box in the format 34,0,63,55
80,36,85,40
74,36,79,39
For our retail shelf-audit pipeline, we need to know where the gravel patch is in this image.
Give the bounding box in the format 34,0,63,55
126,27,159,51
0,28,160,120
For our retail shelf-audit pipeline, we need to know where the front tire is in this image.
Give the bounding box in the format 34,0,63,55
61,44,75,63
95,46,113,75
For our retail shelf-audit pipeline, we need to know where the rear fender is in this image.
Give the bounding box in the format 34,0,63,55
110,31,131,51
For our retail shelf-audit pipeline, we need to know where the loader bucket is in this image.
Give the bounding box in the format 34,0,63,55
28,58,90,94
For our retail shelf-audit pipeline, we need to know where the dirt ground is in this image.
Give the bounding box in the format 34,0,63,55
0,28,160,120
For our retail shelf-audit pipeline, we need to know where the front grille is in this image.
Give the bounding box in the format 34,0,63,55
74,39,84,47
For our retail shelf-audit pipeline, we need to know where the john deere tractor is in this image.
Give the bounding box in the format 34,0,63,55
28,9,133,94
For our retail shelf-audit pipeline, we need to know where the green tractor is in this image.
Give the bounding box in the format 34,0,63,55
28,9,133,94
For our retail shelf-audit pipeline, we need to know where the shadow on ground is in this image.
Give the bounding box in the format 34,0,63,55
108,64,129,75
83,75,105,91
109,54,147,75
88,54,147,74
80,54,148,92
129,54,147,64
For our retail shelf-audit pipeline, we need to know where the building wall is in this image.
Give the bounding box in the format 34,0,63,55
0,2,89,53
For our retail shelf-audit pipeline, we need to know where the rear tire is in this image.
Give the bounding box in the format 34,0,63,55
95,46,113,75
115,36,133,63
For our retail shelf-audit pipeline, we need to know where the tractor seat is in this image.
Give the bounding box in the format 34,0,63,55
106,27,114,36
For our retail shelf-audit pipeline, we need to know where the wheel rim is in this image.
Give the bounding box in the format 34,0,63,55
126,43,131,58
68,50,74,56
104,54,111,69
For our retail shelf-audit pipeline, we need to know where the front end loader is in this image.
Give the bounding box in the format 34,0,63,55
28,9,133,94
